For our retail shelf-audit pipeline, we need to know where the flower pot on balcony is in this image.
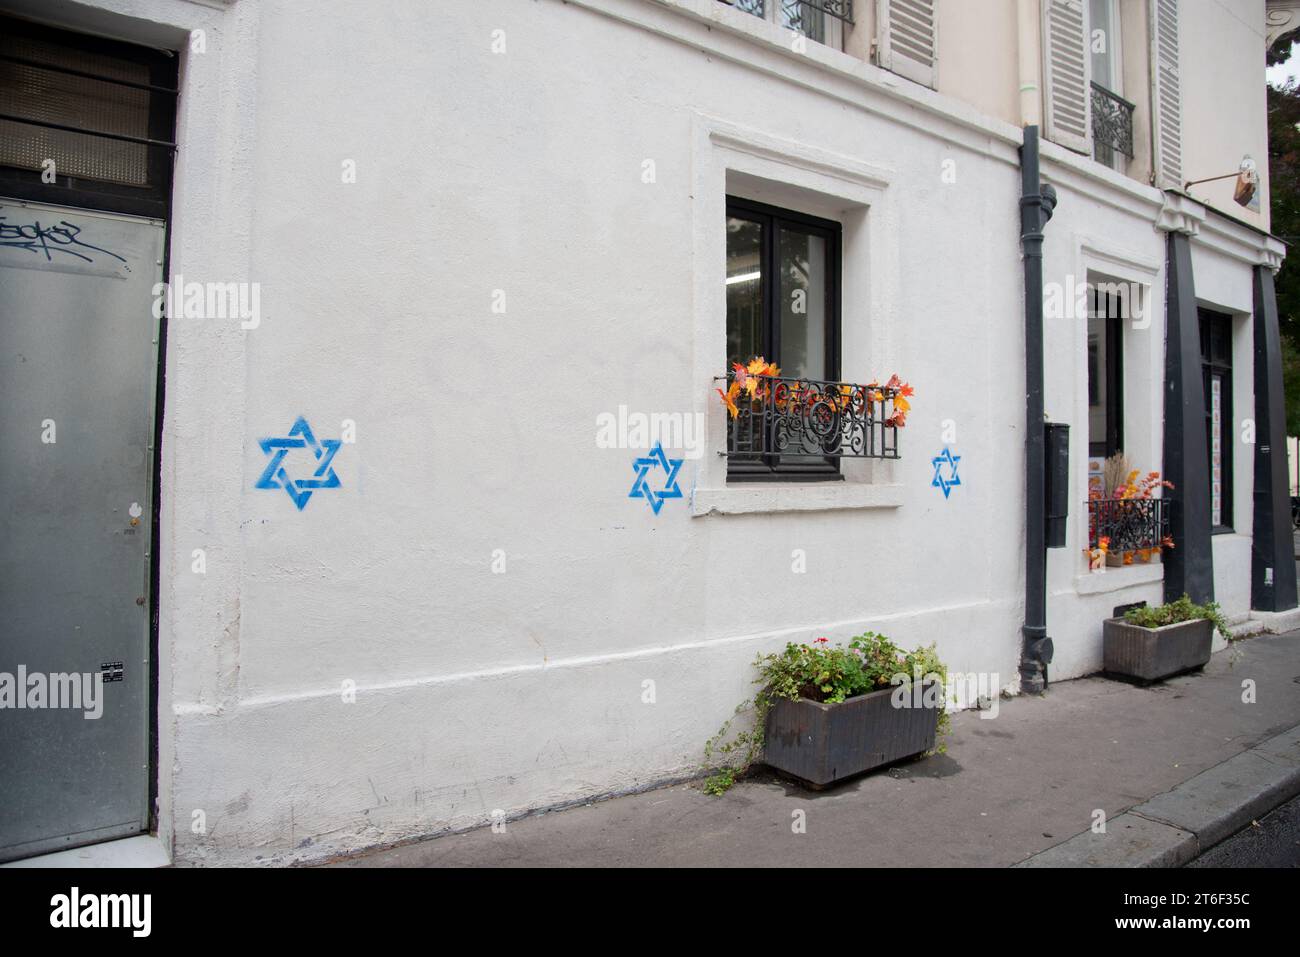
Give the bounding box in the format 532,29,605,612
762,680,940,788
1105,548,1162,567
1102,617,1212,682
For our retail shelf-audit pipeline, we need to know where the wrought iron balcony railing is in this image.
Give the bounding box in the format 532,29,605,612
792,0,854,22
1087,497,1171,553
1090,81,1136,163
717,373,901,460
722,1,855,26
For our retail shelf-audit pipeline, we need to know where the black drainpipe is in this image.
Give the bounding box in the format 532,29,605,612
1019,126,1057,695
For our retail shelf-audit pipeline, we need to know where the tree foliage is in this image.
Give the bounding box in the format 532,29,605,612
1268,57,1300,433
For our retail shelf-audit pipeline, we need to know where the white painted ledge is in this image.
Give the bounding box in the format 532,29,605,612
1073,563,1164,595
691,482,904,516
2,834,169,868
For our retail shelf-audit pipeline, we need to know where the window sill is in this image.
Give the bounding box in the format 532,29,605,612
691,482,904,517
1073,562,1164,596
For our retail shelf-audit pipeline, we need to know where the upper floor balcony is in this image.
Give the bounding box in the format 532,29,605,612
1090,81,1136,169
707,0,1273,229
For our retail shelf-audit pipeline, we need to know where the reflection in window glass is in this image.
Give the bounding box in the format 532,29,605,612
726,216,763,368
778,227,826,380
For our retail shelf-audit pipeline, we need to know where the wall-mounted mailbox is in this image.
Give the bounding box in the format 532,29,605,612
1045,422,1070,548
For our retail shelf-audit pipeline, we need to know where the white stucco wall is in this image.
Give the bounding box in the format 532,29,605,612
1180,0,1271,232
1037,143,1170,681
16,0,1280,865
159,0,1035,864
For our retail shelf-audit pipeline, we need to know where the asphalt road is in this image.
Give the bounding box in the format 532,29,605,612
1179,530,1300,867
1188,793,1300,867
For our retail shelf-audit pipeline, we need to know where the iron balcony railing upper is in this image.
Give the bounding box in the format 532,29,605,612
717,373,901,460
1090,81,1136,161
1087,497,1171,553
723,1,855,26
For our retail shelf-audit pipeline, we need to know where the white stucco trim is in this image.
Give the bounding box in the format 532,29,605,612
568,0,1023,163
1039,137,1165,220
689,112,904,510
1064,234,1165,581
1196,209,1288,273
180,591,988,718
1155,191,1208,236
1072,563,1165,596
1075,234,1164,283
691,480,905,516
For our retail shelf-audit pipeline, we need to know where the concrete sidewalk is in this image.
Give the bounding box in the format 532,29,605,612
330,631,1300,868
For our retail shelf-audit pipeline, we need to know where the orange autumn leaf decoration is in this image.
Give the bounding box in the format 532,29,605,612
717,360,913,428
717,357,780,419
716,382,740,418
881,374,914,428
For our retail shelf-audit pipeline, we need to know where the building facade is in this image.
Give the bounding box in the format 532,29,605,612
0,0,1296,865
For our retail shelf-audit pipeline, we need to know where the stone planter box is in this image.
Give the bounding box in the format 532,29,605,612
763,681,940,788
1102,617,1213,682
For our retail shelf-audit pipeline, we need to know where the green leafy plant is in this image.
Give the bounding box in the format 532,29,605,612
1123,594,1232,641
701,633,949,795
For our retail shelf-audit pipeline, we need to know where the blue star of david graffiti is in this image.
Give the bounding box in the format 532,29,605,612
931,447,961,499
628,442,683,514
255,416,342,510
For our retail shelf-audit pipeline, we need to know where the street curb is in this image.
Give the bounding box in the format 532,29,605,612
1014,723,1300,867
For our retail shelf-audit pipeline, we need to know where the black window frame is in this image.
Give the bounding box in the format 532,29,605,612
1199,308,1234,533
1087,283,1125,460
0,14,178,219
724,195,842,482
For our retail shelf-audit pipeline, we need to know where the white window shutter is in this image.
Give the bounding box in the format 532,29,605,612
1042,0,1092,154
1150,0,1182,188
876,0,938,89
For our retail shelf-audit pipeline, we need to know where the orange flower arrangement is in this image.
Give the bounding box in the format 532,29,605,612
1112,469,1173,500
1086,469,1176,568
716,356,781,418
716,358,914,427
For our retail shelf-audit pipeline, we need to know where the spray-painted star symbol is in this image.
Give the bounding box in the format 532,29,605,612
255,417,342,510
629,442,683,514
931,447,961,499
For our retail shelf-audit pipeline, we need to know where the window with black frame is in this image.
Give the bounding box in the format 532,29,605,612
1200,309,1233,531
725,197,841,480
1087,283,1124,459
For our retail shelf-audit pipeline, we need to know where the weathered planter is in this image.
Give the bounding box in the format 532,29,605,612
763,680,940,788
1102,616,1213,682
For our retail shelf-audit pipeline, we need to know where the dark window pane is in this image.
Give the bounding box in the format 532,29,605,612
1087,321,1106,432
1212,320,1231,364
726,216,763,367
777,226,826,380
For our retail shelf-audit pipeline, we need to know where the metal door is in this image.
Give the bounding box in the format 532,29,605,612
0,198,162,862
